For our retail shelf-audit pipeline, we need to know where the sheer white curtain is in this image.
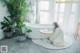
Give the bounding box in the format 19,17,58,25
52,0,79,33
28,0,79,33
28,0,37,23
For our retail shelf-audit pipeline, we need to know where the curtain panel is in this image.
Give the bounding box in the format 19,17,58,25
28,0,80,34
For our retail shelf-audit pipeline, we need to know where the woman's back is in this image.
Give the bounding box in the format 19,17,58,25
50,27,64,46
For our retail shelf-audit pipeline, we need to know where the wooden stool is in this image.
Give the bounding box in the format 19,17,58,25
75,23,80,39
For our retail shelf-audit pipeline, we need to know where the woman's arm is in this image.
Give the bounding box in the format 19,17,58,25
40,29,53,34
51,28,61,40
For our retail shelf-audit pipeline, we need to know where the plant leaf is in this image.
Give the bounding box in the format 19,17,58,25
1,26,5,29
4,17,10,23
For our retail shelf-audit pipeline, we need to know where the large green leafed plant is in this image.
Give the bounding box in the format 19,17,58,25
2,0,30,23
1,0,32,34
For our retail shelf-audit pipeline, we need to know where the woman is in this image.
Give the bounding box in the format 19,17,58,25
49,22,64,47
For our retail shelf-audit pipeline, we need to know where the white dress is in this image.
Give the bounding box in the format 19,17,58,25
49,27,64,46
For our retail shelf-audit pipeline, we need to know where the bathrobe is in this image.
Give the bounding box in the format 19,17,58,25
49,27,64,46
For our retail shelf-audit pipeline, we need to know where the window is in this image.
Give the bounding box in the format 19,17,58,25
27,0,79,34
54,0,77,33
39,0,50,24
30,0,78,33
54,0,66,26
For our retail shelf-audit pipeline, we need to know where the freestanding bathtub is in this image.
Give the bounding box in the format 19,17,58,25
25,23,73,49
25,23,53,39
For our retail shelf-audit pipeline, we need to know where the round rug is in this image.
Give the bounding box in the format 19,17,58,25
32,36,73,49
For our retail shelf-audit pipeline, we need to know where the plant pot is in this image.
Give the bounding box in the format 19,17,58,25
15,28,24,36
17,34,26,42
4,32,12,38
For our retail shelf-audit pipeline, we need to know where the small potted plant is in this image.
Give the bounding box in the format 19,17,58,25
1,17,13,38
16,22,32,42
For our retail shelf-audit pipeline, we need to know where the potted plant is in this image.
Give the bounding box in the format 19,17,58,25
1,16,13,38
1,0,32,41
16,22,32,42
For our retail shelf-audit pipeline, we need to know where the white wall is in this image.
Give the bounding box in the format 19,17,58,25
0,1,9,39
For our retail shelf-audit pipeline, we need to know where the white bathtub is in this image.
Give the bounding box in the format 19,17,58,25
25,23,53,39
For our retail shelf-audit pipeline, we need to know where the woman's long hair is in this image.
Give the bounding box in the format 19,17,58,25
53,22,59,29
52,22,59,33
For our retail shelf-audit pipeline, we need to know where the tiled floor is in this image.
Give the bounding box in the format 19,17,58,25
0,37,80,53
